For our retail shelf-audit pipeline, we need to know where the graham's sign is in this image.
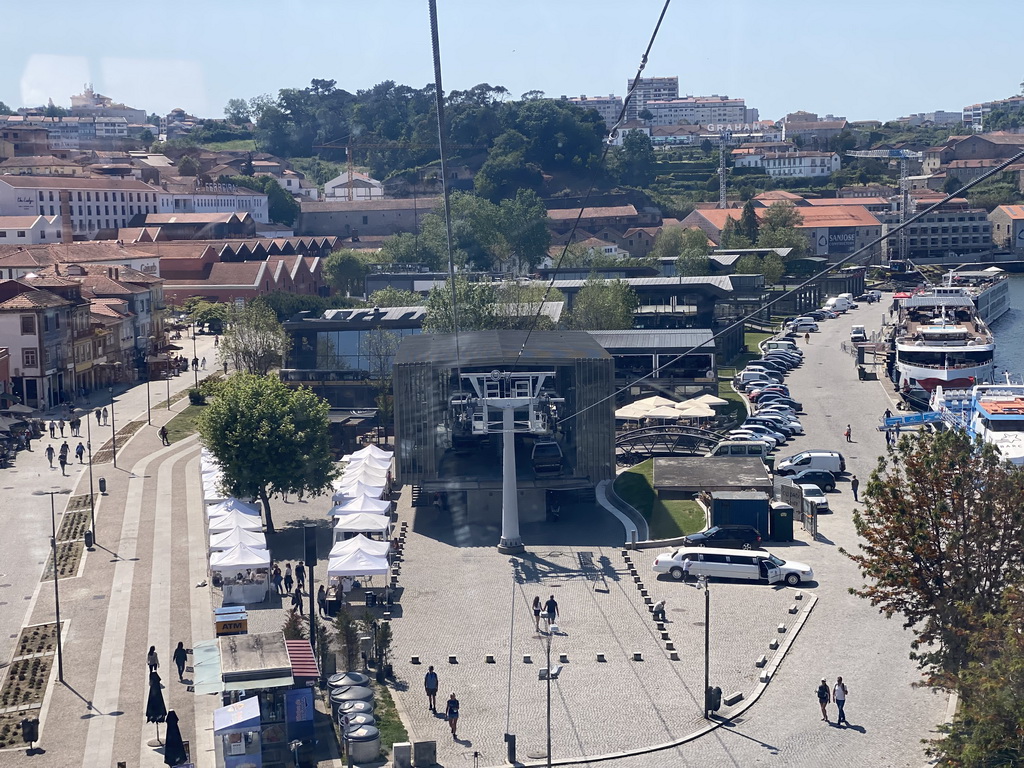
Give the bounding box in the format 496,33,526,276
705,123,763,133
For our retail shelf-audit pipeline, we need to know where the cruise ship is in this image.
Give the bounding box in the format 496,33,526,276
891,285,995,406
930,382,1024,465
943,268,1010,325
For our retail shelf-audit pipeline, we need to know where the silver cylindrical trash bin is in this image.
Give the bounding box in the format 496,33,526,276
346,725,381,763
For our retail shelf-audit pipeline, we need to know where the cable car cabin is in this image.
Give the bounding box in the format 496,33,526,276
532,440,564,475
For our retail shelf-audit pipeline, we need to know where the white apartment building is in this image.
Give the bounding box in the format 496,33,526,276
962,96,1024,129
645,96,755,127
0,215,62,244
736,151,841,178
156,182,269,223
625,76,679,121
0,177,160,237
564,95,624,126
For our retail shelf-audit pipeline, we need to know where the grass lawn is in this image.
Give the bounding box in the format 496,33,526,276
200,139,258,151
374,682,409,756
614,459,706,539
163,404,206,443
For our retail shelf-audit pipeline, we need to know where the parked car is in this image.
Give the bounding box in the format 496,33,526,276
787,320,819,333
798,484,831,513
790,468,837,492
727,430,778,449
850,324,867,343
652,547,814,586
756,394,803,411
743,366,784,383
681,525,763,550
764,350,802,364
806,310,829,321
776,450,846,476
820,309,838,319
752,414,804,435
741,378,777,393
757,405,799,420
749,385,791,401
737,423,787,444
751,358,791,373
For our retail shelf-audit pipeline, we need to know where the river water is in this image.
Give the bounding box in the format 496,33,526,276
992,275,1024,379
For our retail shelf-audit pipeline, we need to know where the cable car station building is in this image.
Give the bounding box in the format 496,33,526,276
392,330,615,527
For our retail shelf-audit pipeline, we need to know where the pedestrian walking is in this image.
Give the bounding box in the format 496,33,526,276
147,646,160,673
102,407,109,426
445,692,460,738
682,557,692,581
201,356,206,369
424,666,439,711
817,678,831,721
652,598,667,622
544,594,559,632
272,565,283,595
58,419,65,437
851,475,860,502
844,424,852,442
158,426,169,446
883,408,892,420
214,334,220,347
48,421,56,438
192,357,199,371
283,563,293,593
291,587,304,615
172,642,188,682
532,595,542,632
317,585,328,616
223,360,228,374
295,561,306,592
804,332,810,344
58,453,67,476
833,677,849,724
44,444,54,468
95,408,101,426
75,441,85,464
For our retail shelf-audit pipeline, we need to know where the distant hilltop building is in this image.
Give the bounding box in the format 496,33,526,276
895,111,962,127
625,76,678,121
563,95,623,127
644,95,758,128
69,84,146,124
962,95,1024,130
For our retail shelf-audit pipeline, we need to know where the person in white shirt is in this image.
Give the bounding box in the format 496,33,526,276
833,676,848,724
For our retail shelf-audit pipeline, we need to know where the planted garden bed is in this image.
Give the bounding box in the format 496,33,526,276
0,658,50,708
0,710,30,750
43,540,83,581
57,509,90,542
15,624,57,658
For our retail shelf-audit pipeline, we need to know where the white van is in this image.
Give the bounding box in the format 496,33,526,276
652,547,814,587
705,440,771,459
866,290,882,302
776,450,846,476
850,324,867,342
824,296,853,313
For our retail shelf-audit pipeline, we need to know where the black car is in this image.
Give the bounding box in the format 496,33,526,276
790,468,838,492
806,310,828,321
683,525,763,550
756,394,803,411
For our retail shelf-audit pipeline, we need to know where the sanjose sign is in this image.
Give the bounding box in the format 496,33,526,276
816,229,857,255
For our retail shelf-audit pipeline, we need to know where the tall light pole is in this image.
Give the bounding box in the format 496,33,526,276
700,574,711,719
145,336,155,425
34,489,71,683
546,631,552,768
108,387,117,468
84,413,96,543
165,371,171,410
191,321,199,388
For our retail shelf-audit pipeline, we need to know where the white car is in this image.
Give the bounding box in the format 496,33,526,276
727,430,778,449
757,405,799,420
739,423,788,444
797,484,831,513
653,547,814,587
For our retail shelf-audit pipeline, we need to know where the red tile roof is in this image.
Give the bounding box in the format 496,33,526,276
547,205,638,220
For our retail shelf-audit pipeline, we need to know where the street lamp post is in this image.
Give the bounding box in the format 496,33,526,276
700,574,710,719
85,414,96,543
165,371,171,410
191,322,199,389
546,632,552,768
145,336,155,425
34,489,71,683
108,387,117,468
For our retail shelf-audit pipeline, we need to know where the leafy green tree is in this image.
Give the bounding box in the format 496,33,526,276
323,249,371,296
367,286,423,307
43,102,68,118
761,252,786,283
222,174,300,226
739,200,760,243
188,300,230,332
260,292,357,321
178,155,200,176
615,130,657,187
0,101,15,115
567,278,638,330
197,373,336,534
422,276,498,333
843,429,1024,688
220,300,292,375
139,129,155,150
928,588,1024,766
225,98,252,125
241,153,254,177
700,138,714,155
718,217,753,249
637,108,654,122
944,174,963,195
474,130,543,202
757,201,808,258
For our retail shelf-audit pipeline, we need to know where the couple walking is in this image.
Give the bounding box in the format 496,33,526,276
532,595,559,632
816,676,850,725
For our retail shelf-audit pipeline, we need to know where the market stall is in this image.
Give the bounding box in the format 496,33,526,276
210,542,271,605
329,495,392,516
209,509,264,534
332,513,391,543
349,444,393,462
329,533,391,559
207,498,260,519
210,526,268,552
331,480,386,505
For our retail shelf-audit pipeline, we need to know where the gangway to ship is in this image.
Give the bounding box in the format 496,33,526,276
615,424,727,463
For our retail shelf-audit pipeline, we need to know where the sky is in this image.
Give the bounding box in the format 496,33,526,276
2,0,1019,124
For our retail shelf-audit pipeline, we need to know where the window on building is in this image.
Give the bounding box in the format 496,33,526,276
49,206,54,216
16,231,25,238
23,348,37,368
21,315,35,334
362,216,369,225
104,192,109,202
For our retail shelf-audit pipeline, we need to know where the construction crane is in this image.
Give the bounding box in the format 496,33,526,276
846,149,924,261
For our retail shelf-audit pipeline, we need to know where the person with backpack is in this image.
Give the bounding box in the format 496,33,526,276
817,678,831,721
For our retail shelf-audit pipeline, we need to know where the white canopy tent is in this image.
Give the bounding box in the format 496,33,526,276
210,542,270,571
329,533,391,559
210,542,271,605
209,527,267,552
202,474,228,504
327,549,389,578
333,513,391,540
331,481,386,504
335,465,389,488
688,393,728,407
343,452,392,470
350,445,393,461
646,405,683,420
206,498,259,519
208,509,264,533
329,496,392,516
